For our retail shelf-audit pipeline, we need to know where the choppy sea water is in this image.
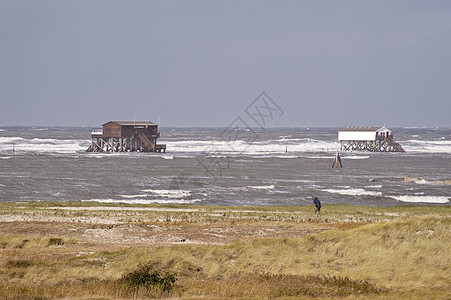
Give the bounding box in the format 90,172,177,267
0,127,450,206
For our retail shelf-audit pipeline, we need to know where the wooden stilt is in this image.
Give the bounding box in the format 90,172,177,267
332,150,342,168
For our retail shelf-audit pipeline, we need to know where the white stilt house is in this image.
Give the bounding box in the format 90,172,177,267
338,126,405,152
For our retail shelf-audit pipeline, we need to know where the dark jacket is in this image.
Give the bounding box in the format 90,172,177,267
313,197,321,208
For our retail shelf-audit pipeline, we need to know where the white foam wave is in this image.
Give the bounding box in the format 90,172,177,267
120,194,148,198
29,128,49,131
0,136,89,154
405,139,451,145
322,188,382,197
141,189,191,198
275,137,323,144
402,139,451,153
258,155,299,159
366,185,382,189
0,137,23,143
302,155,369,160
272,155,299,159
3,132,450,156
168,139,339,155
0,156,11,160
85,154,108,158
83,198,201,204
247,185,275,190
389,195,449,204
342,155,370,160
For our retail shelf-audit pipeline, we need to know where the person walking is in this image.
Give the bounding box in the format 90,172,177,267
312,197,321,215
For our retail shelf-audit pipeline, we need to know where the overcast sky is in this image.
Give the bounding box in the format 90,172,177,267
1,1,450,127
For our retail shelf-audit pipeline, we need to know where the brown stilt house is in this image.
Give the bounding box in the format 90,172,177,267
86,121,166,153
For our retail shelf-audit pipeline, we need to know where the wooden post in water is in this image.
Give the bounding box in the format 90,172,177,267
332,150,342,168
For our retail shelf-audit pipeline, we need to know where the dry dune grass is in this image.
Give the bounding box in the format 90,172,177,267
0,201,449,299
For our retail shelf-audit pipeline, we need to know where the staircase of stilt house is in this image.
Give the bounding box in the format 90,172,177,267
386,135,405,152
138,132,155,152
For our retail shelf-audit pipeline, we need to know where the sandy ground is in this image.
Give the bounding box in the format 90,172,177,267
0,206,329,246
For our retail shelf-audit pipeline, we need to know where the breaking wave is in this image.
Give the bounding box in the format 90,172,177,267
402,139,451,154
2,129,450,156
247,185,275,190
322,188,382,197
140,189,192,199
168,139,339,155
0,137,89,154
389,195,449,204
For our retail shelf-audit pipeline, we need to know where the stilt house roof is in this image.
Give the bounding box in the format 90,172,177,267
102,121,158,127
339,126,389,132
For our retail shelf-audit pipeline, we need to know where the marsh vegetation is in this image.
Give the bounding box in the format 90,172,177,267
0,202,449,299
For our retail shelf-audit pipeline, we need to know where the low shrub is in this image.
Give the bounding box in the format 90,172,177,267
47,238,64,246
119,264,177,297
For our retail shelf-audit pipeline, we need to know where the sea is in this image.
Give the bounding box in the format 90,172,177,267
0,126,450,206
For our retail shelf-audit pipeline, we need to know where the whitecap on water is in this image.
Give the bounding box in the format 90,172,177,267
119,194,148,198
403,139,451,153
247,185,275,190
0,136,89,154
169,139,339,155
365,185,382,189
141,189,191,198
342,155,370,160
322,188,382,197
85,154,108,158
389,195,449,204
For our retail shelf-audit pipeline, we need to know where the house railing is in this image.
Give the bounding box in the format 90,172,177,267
91,128,103,136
